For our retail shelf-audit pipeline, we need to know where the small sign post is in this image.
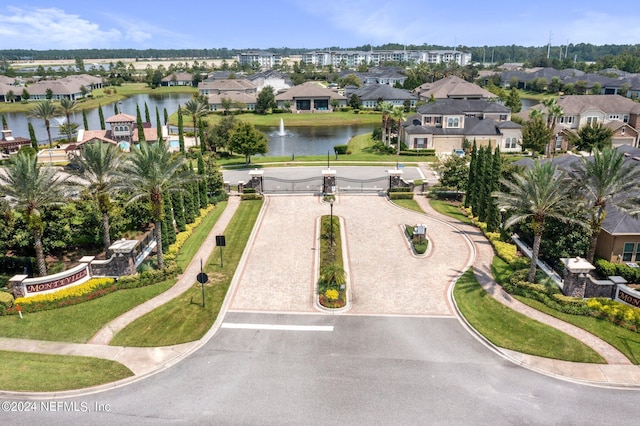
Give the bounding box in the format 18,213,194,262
196,259,209,308
16,304,22,319
216,235,226,268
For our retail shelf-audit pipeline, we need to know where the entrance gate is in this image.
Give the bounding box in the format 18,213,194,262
261,176,324,194
335,176,389,193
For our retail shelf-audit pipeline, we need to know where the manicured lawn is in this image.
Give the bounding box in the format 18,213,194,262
175,201,227,270
110,199,263,347
0,351,133,392
392,199,424,213
429,199,473,224
513,296,640,364
454,269,605,363
0,280,175,342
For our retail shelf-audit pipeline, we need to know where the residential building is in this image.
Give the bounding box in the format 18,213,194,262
237,51,283,69
246,70,292,93
161,72,194,86
198,79,257,96
206,92,257,112
300,49,472,68
344,84,416,109
7,74,102,102
0,129,31,154
75,113,164,151
337,67,407,87
413,75,497,101
275,82,347,112
400,98,522,153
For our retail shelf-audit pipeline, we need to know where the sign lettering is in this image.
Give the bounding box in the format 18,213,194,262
25,269,88,293
616,288,640,309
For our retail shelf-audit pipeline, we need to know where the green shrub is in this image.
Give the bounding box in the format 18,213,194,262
388,192,414,200
333,144,349,155
242,187,257,194
240,193,263,201
0,291,13,314
389,187,412,193
399,149,436,156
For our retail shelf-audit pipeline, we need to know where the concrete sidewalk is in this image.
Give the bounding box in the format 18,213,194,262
413,188,640,387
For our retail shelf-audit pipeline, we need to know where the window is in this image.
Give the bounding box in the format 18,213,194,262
423,116,431,125
555,136,563,149
434,117,441,125
454,118,459,127
504,138,511,148
447,118,453,127
587,116,598,125
500,114,507,121
622,127,626,135
622,242,640,262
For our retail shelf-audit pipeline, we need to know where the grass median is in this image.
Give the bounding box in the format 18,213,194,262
454,269,605,363
110,199,263,347
0,351,134,392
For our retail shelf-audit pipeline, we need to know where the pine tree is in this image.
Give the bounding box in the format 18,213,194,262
144,102,150,123
464,139,477,209
82,109,89,130
172,192,186,232
178,105,185,153
136,105,145,143
28,122,38,150
98,104,105,130
156,107,162,142
486,146,502,232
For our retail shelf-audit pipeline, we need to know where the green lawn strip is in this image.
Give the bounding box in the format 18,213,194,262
175,202,227,270
428,199,473,225
392,199,424,213
454,269,605,363
110,199,263,347
491,256,514,285
0,350,133,392
0,280,175,342
513,296,640,364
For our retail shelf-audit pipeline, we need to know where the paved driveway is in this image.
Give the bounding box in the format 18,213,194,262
227,195,473,316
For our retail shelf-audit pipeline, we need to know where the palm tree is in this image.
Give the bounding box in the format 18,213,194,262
115,142,196,269
182,99,208,147
541,97,563,156
493,161,585,283
75,142,123,255
572,122,613,155
379,101,394,146
391,107,406,155
570,147,640,263
29,100,60,148
59,98,77,142
0,151,69,276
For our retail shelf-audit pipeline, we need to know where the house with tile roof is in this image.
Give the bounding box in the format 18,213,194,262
523,95,640,151
206,91,257,112
75,113,164,152
161,72,194,86
275,82,347,112
413,75,497,101
344,84,416,109
246,70,291,93
0,129,31,154
400,98,522,153
198,79,257,96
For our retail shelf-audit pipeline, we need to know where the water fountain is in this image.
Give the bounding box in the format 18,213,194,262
277,118,287,136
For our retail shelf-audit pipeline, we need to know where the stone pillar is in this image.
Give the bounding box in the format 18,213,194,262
224,181,230,193
560,257,596,298
249,169,264,193
8,275,28,299
388,169,403,189
237,181,244,193
322,169,336,194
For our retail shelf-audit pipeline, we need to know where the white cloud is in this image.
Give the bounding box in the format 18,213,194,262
0,6,122,49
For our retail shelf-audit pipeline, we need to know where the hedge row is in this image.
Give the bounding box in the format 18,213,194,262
399,149,436,156
389,187,413,193
333,144,349,155
241,193,263,201
594,258,640,283
388,192,414,200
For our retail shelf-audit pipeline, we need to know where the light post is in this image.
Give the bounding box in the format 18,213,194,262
500,207,507,239
329,199,334,247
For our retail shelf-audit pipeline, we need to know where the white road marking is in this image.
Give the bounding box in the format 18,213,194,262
221,323,333,332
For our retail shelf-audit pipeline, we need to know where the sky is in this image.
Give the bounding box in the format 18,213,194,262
1,1,639,51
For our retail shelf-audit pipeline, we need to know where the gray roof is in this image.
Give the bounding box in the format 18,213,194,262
348,84,416,101
417,98,510,115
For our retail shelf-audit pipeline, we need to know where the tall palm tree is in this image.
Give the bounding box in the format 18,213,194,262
541,97,563,156
29,100,61,148
0,151,69,276
379,101,394,146
570,147,640,263
75,142,123,255
59,98,77,142
115,142,196,269
493,161,585,283
181,99,208,147
391,107,406,155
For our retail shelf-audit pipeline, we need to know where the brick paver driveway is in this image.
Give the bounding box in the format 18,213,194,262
227,195,473,316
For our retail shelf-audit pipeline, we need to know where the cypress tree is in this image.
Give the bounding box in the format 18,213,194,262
114,103,119,115
98,104,105,130
28,122,38,150
199,119,206,154
82,109,89,130
144,102,150,123
164,107,169,125
161,220,170,254
1,114,7,130
197,153,208,207
156,106,163,142
178,105,185,153
479,143,493,223
472,145,485,218
172,192,186,232
190,162,201,212
136,105,145,143
182,172,196,224
486,146,502,232
163,192,176,246
464,139,477,209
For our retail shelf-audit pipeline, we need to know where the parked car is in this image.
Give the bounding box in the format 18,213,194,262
453,148,465,158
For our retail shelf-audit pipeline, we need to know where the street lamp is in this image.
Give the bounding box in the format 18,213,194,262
329,199,334,247
500,207,507,239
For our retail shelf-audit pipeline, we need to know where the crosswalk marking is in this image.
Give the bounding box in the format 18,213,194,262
221,323,333,332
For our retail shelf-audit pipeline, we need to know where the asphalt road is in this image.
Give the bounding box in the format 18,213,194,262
3,313,638,425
